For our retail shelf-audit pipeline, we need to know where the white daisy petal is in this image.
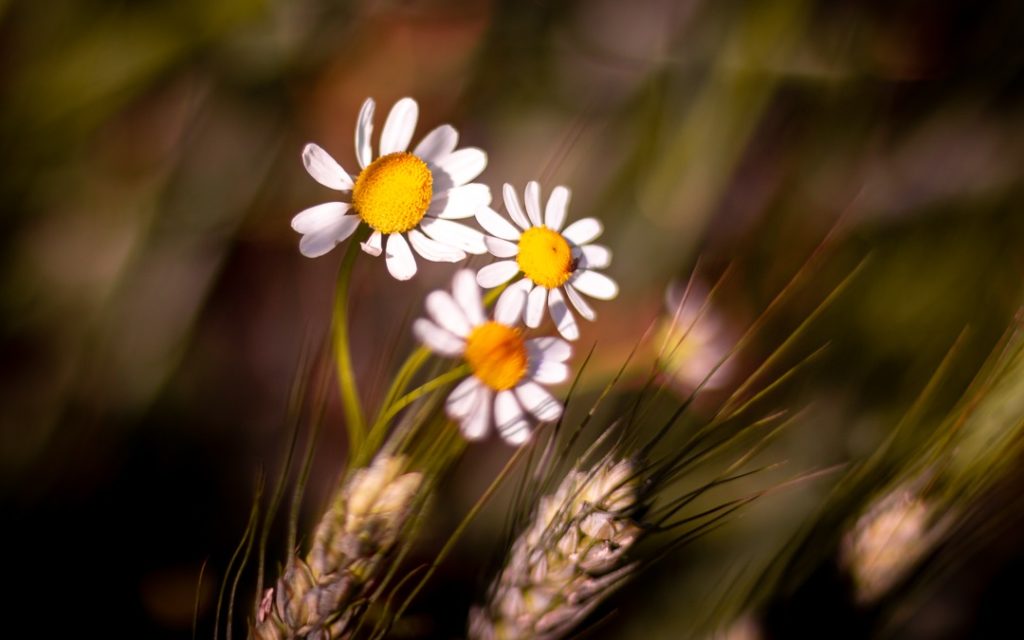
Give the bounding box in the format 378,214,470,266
571,270,619,300
420,218,487,254
414,124,459,163
524,181,543,227
291,201,351,234
476,205,522,241
408,229,466,263
525,284,547,328
413,318,464,357
355,98,375,169
452,269,485,326
548,287,579,341
502,183,531,229
527,336,572,363
534,360,570,384
494,285,527,326
477,260,520,288
564,282,596,321
485,236,519,258
562,217,603,245
297,214,361,258
434,148,487,186
302,144,353,191
361,231,382,256
460,387,492,440
495,391,531,445
379,97,418,155
427,184,492,219
544,186,571,231
446,376,481,419
494,279,532,323
516,381,563,422
384,233,417,281
580,244,611,269
426,289,471,337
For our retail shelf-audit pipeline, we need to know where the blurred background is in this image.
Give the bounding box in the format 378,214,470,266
2,0,1023,637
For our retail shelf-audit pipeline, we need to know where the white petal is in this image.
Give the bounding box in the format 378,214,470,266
562,217,603,246
494,279,532,323
408,229,466,263
426,289,472,338
571,270,619,300
494,285,526,326
485,236,519,258
419,218,487,254
452,269,485,326
544,186,571,231
413,318,464,357
525,284,547,328
291,201,351,234
384,233,417,281
433,148,487,186
502,183,531,229
302,144,353,191
361,231,382,256
477,260,520,288
414,124,459,163
580,244,611,269
524,181,543,227
534,360,570,385
495,391,531,445
428,184,491,219
446,376,481,419
564,282,596,321
476,205,522,241
548,287,579,341
527,337,572,363
297,214,361,258
380,97,418,155
515,382,563,422
460,386,492,440
355,98,375,169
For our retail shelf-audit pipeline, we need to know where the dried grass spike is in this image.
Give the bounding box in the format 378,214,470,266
254,455,424,639
840,483,948,603
469,456,642,640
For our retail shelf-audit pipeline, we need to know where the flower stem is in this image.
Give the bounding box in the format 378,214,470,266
334,226,371,461
373,364,470,437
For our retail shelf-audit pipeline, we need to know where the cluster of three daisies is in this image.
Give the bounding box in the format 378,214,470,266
292,97,617,444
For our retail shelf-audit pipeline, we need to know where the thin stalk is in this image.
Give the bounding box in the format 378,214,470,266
363,364,470,463
334,226,371,461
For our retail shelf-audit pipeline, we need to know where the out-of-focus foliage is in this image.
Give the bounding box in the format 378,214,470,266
2,0,1023,637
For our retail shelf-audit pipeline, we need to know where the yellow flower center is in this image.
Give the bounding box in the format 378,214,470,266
352,152,433,234
517,226,574,288
464,321,528,391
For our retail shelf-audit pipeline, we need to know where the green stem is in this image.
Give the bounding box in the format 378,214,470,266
373,364,470,437
376,346,431,423
363,281,511,462
334,226,370,460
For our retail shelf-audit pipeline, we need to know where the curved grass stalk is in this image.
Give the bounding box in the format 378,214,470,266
333,226,371,463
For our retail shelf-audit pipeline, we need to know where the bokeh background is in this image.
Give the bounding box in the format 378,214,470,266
3,0,1024,637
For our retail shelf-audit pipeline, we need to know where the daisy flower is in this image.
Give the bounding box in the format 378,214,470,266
413,269,572,445
291,97,491,280
474,181,618,340
659,280,735,392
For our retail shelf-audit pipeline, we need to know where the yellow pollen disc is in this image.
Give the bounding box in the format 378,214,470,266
464,321,528,391
517,226,574,288
352,152,433,234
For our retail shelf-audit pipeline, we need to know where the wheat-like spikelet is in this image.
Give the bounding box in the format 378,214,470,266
468,456,642,640
254,455,423,639
839,482,949,603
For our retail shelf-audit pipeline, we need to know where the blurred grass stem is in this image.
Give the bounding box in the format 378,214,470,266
334,226,371,464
